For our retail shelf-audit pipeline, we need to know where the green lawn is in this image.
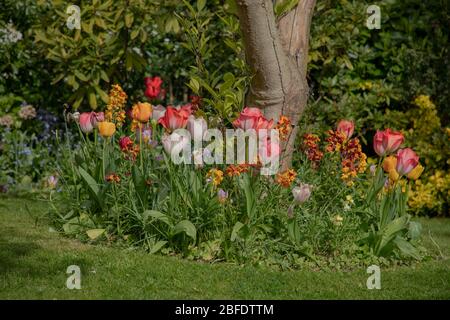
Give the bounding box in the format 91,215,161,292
0,197,449,299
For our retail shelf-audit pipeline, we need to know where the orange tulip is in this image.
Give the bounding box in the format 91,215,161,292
98,121,116,137
382,156,397,173
131,102,152,123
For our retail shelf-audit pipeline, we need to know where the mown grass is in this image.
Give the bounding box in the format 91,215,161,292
0,197,449,299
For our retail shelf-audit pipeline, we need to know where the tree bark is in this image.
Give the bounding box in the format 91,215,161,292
236,0,316,169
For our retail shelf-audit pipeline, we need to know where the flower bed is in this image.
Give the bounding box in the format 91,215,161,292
45,82,426,269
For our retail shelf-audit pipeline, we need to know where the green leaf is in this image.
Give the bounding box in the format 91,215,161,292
100,70,110,82
88,90,97,109
86,228,105,240
231,221,244,242
79,167,99,196
142,210,171,226
287,217,301,245
274,0,299,18
74,70,89,82
173,220,197,242
394,236,421,260
197,0,206,11
150,240,167,254
408,221,422,240
125,13,134,28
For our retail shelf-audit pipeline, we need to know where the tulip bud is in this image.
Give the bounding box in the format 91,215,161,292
217,189,228,203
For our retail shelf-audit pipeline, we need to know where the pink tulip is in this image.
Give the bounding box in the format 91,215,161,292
79,112,104,133
255,117,274,131
373,128,404,156
337,120,354,139
79,112,94,133
233,107,264,130
396,148,419,175
158,106,190,130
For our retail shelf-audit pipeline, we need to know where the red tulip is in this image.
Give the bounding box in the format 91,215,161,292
396,148,419,175
373,128,404,156
144,76,163,100
158,106,189,130
337,120,354,139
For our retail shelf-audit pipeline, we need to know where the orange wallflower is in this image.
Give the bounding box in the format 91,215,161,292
105,84,127,126
276,169,297,188
275,115,292,141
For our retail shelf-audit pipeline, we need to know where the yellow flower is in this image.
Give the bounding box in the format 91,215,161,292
206,169,223,186
382,156,397,173
407,164,424,180
389,169,399,182
98,121,116,137
332,215,343,226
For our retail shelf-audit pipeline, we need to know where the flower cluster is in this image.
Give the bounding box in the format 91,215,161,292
0,115,13,128
302,133,323,168
374,128,423,185
18,105,36,120
324,121,366,185
105,173,121,183
339,137,367,185
206,168,224,186
119,136,140,161
105,84,127,126
225,164,249,177
275,115,292,141
276,169,297,188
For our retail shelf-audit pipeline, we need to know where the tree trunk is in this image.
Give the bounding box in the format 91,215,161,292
236,0,316,169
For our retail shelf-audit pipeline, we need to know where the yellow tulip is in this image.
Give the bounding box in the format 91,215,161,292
383,156,397,173
131,102,152,123
98,121,116,137
389,169,399,182
407,164,424,180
